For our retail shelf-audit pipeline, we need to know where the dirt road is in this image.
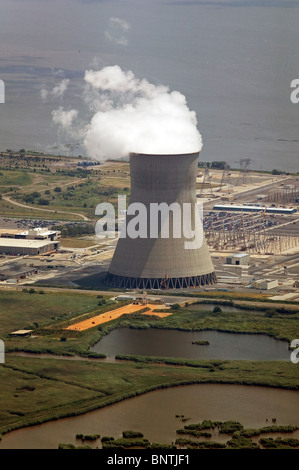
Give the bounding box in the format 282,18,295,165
2,195,90,221
66,303,171,331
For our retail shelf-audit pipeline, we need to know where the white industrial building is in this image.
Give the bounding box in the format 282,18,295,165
0,227,60,255
252,279,278,290
226,253,250,266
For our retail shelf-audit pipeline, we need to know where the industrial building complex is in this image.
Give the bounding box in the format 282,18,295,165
0,154,297,301
213,204,297,215
0,228,60,255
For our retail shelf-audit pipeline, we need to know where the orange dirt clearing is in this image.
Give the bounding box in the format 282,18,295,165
65,303,171,331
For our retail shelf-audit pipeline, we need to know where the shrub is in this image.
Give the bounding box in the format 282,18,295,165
122,430,144,439
58,443,76,449
192,340,209,345
76,433,100,441
38,198,49,205
259,437,299,448
103,438,149,449
171,304,181,310
219,421,243,434
213,306,222,313
227,436,258,448
82,434,100,441
149,443,176,449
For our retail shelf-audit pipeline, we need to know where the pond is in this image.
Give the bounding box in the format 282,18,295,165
0,384,298,449
90,328,290,361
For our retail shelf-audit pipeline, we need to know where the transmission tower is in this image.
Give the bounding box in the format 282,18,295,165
236,158,253,186
220,163,233,192
200,164,214,196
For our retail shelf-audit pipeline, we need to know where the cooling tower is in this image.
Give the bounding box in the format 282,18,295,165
105,152,216,289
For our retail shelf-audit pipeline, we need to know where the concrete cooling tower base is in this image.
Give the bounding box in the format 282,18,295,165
105,152,216,290
105,271,217,290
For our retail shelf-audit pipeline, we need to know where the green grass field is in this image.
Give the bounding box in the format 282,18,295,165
1,290,298,355
0,199,86,221
59,237,98,248
0,289,298,438
0,170,32,188
0,356,297,436
0,290,100,335
0,167,130,220
163,303,299,342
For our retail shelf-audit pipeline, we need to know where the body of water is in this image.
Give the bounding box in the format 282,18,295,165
90,328,290,361
0,0,298,171
0,384,298,449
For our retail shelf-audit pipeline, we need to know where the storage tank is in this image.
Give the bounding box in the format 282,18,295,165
105,151,216,289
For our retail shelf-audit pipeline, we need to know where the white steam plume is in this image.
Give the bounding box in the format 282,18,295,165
105,17,130,46
51,106,78,130
51,79,70,98
51,65,203,160
83,66,202,159
41,78,70,102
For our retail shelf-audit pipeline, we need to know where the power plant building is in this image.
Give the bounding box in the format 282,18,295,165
0,228,60,255
226,253,250,266
106,152,216,289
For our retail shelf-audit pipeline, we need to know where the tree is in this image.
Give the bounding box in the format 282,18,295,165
25,191,41,199
23,195,35,204
211,161,228,170
171,304,181,310
38,198,49,205
213,306,222,313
